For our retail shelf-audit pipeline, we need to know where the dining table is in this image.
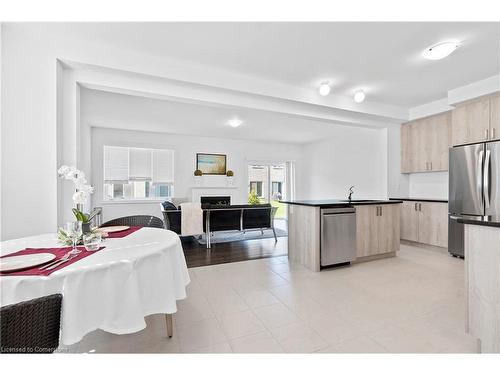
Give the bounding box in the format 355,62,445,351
0,227,190,346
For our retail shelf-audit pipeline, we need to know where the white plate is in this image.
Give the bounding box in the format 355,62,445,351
0,253,56,272
98,225,130,233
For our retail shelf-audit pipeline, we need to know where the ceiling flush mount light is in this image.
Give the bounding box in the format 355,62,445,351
353,90,366,103
319,82,331,96
423,41,460,60
228,118,243,128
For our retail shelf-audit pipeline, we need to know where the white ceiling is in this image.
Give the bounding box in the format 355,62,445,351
40,22,500,107
81,88,379,144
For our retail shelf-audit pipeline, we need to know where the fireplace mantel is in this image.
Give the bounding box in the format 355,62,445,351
191,186,239,203
189,186,238,189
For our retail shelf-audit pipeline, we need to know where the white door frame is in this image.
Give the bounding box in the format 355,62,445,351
245,160,295,203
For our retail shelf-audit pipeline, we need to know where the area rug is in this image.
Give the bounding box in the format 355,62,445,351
195,228,287,245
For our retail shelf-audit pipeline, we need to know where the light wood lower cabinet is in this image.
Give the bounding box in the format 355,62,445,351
400,201,448,248
400,201,419,242
287,204,321,272
355,204,400,258
355,205,379,258
378,204,401,254
418,202,448,247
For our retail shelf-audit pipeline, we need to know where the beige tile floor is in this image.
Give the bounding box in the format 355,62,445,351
63,243,478,353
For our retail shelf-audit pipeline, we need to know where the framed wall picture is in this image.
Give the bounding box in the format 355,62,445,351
196,153,227,175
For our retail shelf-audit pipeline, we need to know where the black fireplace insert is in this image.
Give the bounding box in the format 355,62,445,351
200,196,231,206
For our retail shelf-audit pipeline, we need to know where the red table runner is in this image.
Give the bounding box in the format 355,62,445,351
0,246,104,276
103,226,141,238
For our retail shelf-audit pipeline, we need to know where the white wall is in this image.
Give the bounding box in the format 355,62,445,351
91,123,390,223
90,127,304,222
1,25,60,240
0,23,3,239
300,125,388,200
387,125,409,198
0,24,404,240
9,23,488,239
81,87,393,221
405,101,452,200
409,172,448,199
386,123,448,199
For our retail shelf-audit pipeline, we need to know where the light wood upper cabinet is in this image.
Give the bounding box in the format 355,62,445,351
400,201,448,248
412,119,428,172
401,112,451,173
355,204,400,258
451,96,491,146
428,112,451,171
400,123,412,173
491,95,500,141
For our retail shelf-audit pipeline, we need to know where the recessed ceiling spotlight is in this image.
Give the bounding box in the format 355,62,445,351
353,90,366,103
319,82,331,96
423,41,460,60
228,118,243,128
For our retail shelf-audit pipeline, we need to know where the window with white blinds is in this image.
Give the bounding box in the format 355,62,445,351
104,146,129,182
129,148,152,180
153,149,174,183
103,145,174,201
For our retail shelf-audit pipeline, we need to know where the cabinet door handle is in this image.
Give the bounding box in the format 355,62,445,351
485,129,489,140
414,202,418,211
419,203,422,211
492,128,496,139
380,206,383,216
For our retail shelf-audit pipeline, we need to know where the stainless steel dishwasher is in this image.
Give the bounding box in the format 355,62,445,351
320,207,357,267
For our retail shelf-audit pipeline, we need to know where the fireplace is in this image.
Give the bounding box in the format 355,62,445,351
200,196,231,206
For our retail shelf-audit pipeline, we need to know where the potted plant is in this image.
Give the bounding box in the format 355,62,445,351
226,170,234,186
58,165,95,234
248,190,261,205
194,169,203,186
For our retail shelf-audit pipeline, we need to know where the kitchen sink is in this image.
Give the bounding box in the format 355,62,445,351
339,199,377,203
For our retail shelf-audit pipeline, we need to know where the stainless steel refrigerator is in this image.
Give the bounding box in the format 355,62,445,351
449,141,500,257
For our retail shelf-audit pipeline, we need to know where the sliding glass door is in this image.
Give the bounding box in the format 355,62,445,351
247,162,291,220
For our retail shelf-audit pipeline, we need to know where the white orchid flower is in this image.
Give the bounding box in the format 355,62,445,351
72,190,87,205
65,167,79,180
79,184,94,195
74,175,88,189
57,165,71,177
59,165,94,207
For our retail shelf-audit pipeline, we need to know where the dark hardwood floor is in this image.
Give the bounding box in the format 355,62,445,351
181,236,288,268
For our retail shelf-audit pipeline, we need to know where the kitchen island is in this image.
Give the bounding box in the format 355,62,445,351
282,199,402,272
458,216,500,353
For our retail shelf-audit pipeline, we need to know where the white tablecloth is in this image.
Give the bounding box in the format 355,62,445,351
0,228,190,345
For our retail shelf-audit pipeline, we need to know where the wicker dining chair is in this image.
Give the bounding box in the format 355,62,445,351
101,215,165,229
0,294,62,354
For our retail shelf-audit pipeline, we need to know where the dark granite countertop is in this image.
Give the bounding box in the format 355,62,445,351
281,199,403,208
456,215,500,228
390,197,448,203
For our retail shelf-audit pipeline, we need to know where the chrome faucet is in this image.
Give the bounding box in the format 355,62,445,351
348,186,354,202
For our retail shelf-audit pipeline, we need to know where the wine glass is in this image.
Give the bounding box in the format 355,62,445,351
83,232,102,251
65,221,83,255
